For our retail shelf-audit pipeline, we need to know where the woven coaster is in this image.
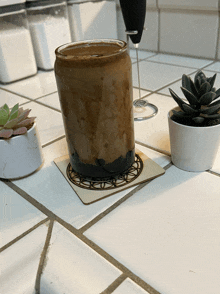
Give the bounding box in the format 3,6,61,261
54,149,165,205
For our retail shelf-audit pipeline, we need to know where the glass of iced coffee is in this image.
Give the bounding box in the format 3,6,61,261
55,39,135,178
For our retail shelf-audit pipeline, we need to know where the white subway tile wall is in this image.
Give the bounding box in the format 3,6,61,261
157,0,218,11
139,9,159,52
116,0,220,59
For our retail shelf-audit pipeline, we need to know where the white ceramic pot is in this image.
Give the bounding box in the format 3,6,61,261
0,122,44,179
168,109,220,172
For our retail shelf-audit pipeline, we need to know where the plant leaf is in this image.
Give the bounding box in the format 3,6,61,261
182,104,198,114
9,103,19,121
17,107,24,117
202,113,220,119
169,88,187,111
194,70,206,91
4,117,19,129
189,77,199,97
198,82,211,96
2,104,10,116
0,107,9,126
200,103,220,114
172,109,191,118
0,128,13,138
194,70,206,82
192,116,205,124
16,117,36,128
17,109,31,123
195,76,201,92
182,75,198,97
13,127,27,135
209,99,220,107
213,88,220,100
180,87,199,106
182,75,192,92
199,92,216,105
209,73,217,89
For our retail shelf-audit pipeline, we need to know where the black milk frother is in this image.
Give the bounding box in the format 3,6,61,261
119,0,158,120
119,0,146,44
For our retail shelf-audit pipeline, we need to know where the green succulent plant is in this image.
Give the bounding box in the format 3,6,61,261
169,70,220,126
0,103,36,139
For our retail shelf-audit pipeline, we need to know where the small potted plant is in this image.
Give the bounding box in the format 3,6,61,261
168,70,220,172
0,103,44,179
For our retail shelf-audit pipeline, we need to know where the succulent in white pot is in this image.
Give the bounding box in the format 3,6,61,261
0,103,44,179
168,70,220,172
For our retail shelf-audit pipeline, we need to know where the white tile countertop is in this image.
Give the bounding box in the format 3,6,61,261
1,50,220,294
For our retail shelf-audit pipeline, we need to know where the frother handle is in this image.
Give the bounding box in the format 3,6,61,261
119,0,146,44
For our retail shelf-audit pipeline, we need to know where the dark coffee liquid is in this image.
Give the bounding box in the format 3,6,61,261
55,41,135,178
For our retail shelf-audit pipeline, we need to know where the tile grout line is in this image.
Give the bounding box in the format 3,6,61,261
156,0,161,53
0,85,58,104
42,135,66,149
72,229,162,294
135,140,171,156
78,181,155,234
214,0,220,60
132,61,217,96
100,273,127,294
0,87,36,101
157,6,219,15
135,57,215,71
0,217,50,253
34,91,58,100
31,98,62,114
79,161,173,234
35,219,54,294
1,57,217,108
207,169,220,177
133,59,219,96
1,179,60,222
1,179,161,294
148,61,217,95
131,53,158,64
0,175,169,293
132,48,218,62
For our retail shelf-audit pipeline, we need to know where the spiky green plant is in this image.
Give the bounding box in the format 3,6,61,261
169,70,220,126
0,103,36,139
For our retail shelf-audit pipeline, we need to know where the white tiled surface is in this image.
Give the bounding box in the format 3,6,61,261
129,49,156,61
40,222,121,294
134,93,177,153
112,278,150,294
204,62,220,72
159,69,220,97
1,52,220,294
22,101,65,146
132,59,196,90
147,53,213,69
0,182,46,248
0,89,30,107
36,92,61,111
211,145,220,174
0,71,57,99
0,222,48,294
12,138,169,230
85,166,220,294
